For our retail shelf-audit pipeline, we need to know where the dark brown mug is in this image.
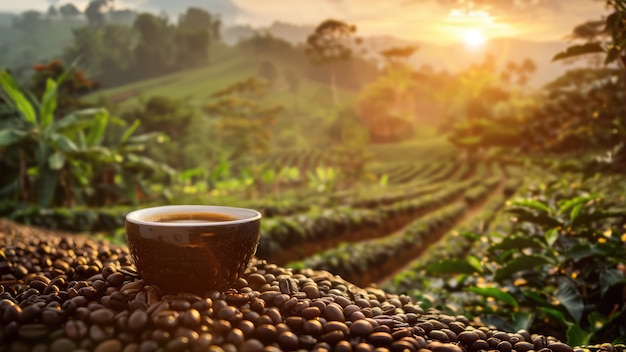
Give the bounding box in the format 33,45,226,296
125,205,262,294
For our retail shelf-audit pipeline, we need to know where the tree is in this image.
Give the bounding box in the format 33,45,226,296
85,0,110,28
133,13,176,76
202,78,282,159
380,46,418,65
176,8,216,67
306,19,360,106
284,70,300,112
258,60,278,86
59,3,81,19
47,5,59,18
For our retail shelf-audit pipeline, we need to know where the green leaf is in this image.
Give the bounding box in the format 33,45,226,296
559,195,597,214
120,119,140,144
555,278,584,324
50,133,78,153
570,203,583,223
0,129,28,147
511,199,551,213
85,109,108,146
494,255,551,281
0,70,37,125
552,43,605,61
37,169,59,208
40,78,58,130
426,258,480,275
489,236,544,253
599,267,625,298
588,311,609,333
566,324,591,346
545,228,558,247
467,286,518,307
48,152,65,170
511,311,534,331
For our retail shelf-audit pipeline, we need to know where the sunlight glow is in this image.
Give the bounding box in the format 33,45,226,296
462,29,487,47
445,7,493,46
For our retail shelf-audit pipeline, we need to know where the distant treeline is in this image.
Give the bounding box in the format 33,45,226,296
0,2,379,93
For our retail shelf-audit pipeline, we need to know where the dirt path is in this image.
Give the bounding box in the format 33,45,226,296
347,180,505,288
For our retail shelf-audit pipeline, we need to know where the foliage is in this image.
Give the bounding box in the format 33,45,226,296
357,64,420,143
0,69,173,210
306,19,361,105
30,59,98,116
120,95,203,170
202,77,283,159
422,179,626,344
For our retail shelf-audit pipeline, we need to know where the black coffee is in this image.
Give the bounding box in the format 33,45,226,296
145,212,239,223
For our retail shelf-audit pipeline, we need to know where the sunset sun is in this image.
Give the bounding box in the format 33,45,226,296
462,28,487,47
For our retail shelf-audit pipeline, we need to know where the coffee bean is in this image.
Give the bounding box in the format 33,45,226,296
321,329,345,345
351,319,374,336
549,342,574,352
90,324,115,341
279,277,298,294
254,323,277,343
498,340,513,352
323,302,345,322
94,339,123,352
90,308,115,325
139,339,160,352
50,337,78,352
153,309,179,330
278,330,299,350
302,306,322,320
458,330,479,345
516,341,536,352
368,331,393,346
128,309,149,332
303,319,324,336
303,285,320,299
431,342,463,352
429,330,450,343
17,323,49,340
391,340,417,352
240,339,264,352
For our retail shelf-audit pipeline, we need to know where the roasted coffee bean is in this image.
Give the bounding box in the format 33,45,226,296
254,323,277,343
90,308,115,325
324,320,349,335
431,342,463,352
50,337,78,352
391,339,417,352
498,340,513,352
323,302,345,322
458,330,479,345
128,309,149,332
351,319,374,336
17,323,49,340
368,331,393,346
303,319,324,336
278,330,299,350
279,277,298,294
549,342,574,352
94,339,123,352
240,339,264,352
302,306,322,320
516,341,536,352
429,330,451,343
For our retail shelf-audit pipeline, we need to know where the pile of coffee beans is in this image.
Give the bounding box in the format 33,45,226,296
0,220,620,352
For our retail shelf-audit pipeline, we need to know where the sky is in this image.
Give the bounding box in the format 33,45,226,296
0,0,610,44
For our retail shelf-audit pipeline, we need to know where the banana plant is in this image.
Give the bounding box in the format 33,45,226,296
0,69,173,209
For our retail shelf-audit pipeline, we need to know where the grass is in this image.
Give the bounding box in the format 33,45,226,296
84,49,358,115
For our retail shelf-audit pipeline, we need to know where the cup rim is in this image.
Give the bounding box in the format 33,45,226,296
126,205,262,227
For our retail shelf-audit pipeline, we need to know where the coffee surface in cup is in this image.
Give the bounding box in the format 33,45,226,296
144,212,239,223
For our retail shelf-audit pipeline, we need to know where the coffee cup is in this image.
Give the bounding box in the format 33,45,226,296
125,205,262,294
